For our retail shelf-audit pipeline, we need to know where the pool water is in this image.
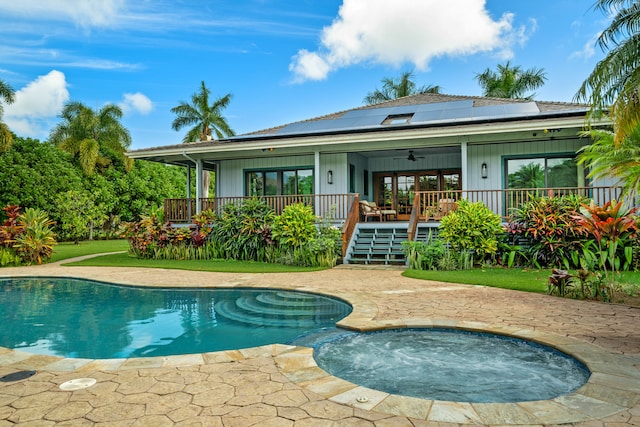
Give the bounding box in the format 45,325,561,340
0,277,352,359
313,329,590,403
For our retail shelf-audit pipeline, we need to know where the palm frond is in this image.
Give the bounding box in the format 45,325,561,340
0,122,13,153
79,138,100,175
171,81,234,142
0,79,16,105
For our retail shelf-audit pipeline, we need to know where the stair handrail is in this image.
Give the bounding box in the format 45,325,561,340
407,193,421,241
341,193,360,257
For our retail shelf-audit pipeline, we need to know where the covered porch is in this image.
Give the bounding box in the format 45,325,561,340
163,184,623,257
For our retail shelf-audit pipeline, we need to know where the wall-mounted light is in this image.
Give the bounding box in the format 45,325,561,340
481,162,488,179
261,147,274,152
327,170,333,184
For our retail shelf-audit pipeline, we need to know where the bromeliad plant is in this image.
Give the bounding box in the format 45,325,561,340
573,200,638,290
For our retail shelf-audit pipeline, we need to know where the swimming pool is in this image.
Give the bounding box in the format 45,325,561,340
313,328,590,403
0,277,352,359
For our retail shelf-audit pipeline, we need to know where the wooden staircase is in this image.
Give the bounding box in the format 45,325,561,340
345,224,408,265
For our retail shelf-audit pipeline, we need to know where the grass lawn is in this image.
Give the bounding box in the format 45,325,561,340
50,239,129,262
59,242,326,273
403,268,550,293
49,240,640,298
404,267,640,305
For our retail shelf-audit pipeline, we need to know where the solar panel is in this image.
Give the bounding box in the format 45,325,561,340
272,100,542,135
472,102,539,118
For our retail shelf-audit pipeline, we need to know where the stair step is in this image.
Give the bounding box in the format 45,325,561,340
346,225,409,266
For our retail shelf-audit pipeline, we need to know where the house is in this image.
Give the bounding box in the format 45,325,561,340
127,93,618,263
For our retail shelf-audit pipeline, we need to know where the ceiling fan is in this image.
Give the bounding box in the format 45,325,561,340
394,150,424,162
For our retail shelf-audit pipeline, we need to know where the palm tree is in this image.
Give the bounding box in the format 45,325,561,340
171,81,235,143
171,81,235,198
0,79,16,153
575,0,640,143
578,123,640,200
49,101,132,175
364,71,441,105
475,61,547,100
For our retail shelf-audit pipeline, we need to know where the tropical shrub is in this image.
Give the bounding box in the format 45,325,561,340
120,206,218,260
11,208,57,265
495,233,529,268
271,203,317,250
121,201,341,268
402,231,446,270
210,199,275,261
439,199,503,263
508,194,589,268
573,200,638,288
0,247,21,267
0,205,22,248
317,219,342,259
292,236,339,268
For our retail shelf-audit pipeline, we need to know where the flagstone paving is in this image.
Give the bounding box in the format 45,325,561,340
0,262,639,426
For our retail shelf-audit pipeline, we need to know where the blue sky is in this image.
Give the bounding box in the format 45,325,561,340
0,0,608,150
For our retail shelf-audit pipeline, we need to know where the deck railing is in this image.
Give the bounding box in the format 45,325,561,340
165,187,624,249
341,194,360,257
164,193,359,223
414,186,624,222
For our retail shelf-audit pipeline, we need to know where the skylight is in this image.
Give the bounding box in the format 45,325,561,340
382,113,414,125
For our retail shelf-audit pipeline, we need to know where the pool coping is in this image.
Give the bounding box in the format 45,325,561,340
1,273,639,425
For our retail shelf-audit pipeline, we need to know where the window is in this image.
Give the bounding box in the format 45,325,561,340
506,156,579,189
246,169,314,196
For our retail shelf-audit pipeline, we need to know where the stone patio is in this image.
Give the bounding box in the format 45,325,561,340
0,261,639,426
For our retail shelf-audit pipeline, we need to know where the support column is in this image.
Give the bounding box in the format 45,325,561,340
460,141,468,191
214,162,220,198
314,151,321,217
195,158,204,214
186,165,192,220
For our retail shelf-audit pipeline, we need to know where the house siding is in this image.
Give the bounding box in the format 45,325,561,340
467,138,589,191
322,153,348,194
217,153,352,197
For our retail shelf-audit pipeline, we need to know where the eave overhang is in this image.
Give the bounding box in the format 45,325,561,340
128,109,604,165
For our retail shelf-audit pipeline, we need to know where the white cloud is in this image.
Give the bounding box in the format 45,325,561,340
119,92,153,115
0,0,125,28
4,70,69,137
570,32,600,61
290,0,524,82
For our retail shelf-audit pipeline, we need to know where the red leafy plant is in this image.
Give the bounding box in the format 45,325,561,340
573,200,638,291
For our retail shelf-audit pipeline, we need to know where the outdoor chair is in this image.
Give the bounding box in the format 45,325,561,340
436,198,457,219
359,200,382,222
368,201,397,221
